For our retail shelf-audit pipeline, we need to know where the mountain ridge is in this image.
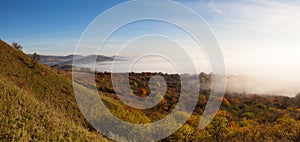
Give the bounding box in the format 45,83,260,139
29,54,127,66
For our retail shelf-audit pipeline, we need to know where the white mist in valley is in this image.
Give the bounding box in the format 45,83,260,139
77,41,300,97
225,48,300,97
78,11,300,97
80,52,300,97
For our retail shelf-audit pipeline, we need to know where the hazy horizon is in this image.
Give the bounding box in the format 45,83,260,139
2,0,300,96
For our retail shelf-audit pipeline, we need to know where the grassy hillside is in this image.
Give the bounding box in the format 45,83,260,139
0,76,108,141
0,39,109,141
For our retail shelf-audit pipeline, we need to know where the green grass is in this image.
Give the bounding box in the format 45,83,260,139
0,40,85,126
0,39,109,141
0,77,108,141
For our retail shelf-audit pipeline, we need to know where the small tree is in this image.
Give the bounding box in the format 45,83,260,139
12,42,23,51
31,52,40,68
209,111,229,141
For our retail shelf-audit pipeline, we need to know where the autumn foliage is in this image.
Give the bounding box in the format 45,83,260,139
94,72,300,141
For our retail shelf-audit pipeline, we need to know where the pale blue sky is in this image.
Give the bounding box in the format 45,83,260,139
2,0,299,65
2,0,300,95
2,0,299,56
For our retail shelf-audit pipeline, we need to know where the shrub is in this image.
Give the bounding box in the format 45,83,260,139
11,42,23,50
31,52,40,68
256,103,267,109
241,112,254,119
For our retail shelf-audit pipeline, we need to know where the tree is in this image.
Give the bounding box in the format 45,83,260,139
11,42,23,50
174,124,195,141
31,52,40,68
295,93,300,106
208,111,229,141
273,115,300,141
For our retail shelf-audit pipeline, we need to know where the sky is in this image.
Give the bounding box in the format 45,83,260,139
1,0,300,96
1,0,126,54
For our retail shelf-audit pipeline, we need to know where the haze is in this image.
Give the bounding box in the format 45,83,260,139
1,0,300,96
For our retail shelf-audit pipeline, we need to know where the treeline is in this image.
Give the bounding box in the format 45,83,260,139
88,72,300,141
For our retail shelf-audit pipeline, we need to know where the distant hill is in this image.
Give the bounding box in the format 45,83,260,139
28,54,83,66
32,54,126,66
0,39,109,141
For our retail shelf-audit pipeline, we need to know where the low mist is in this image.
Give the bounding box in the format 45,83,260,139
226,73,300,97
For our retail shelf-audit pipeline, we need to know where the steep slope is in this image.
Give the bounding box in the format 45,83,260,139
0,39,108,141
0,77,108,141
